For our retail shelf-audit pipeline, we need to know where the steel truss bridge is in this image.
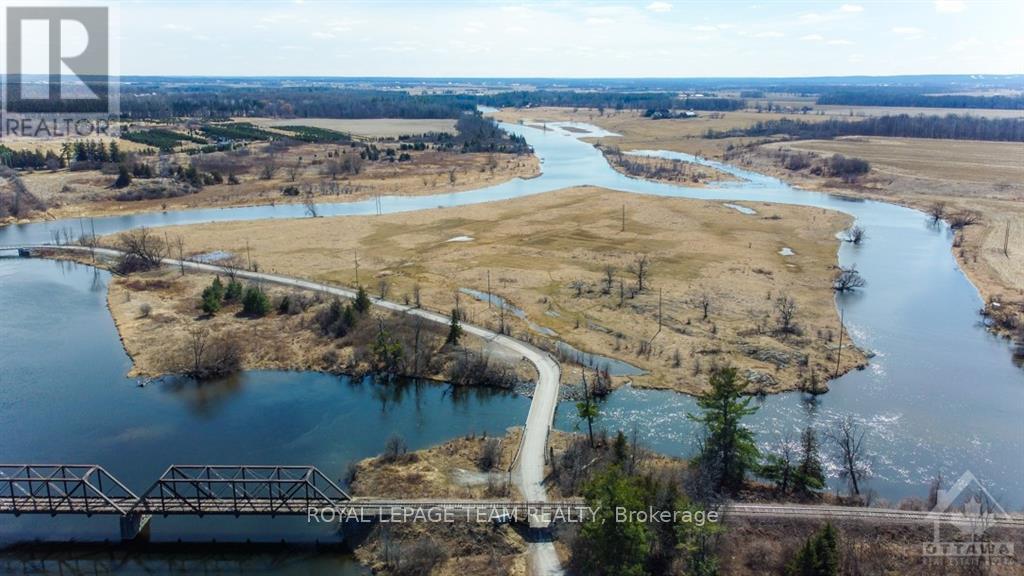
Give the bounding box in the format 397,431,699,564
0,465,587,539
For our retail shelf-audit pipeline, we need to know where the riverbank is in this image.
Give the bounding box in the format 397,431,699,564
0,147,539,228
42,250,538,388
145,187,866,396
348,430,529,575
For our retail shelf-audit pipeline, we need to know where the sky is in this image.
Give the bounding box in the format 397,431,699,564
85,0,1024,77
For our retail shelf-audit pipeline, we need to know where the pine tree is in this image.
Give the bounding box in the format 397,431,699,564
688,366,760,494
787,523,839,576
446,308,463,345
354,285,372,314
794,427,826,496
113,164,132,188
577,466,650,576
201,277,224,315
242,285,270,316
224,279,243,302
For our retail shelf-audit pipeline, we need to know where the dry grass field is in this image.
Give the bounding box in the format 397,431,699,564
493,107,838,159
243,117,458,138
752,137,1024,315
155,187,865,396
779,137,1023,190
10,139,538,223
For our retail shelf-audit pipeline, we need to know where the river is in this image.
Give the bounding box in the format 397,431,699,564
1,120,1021,561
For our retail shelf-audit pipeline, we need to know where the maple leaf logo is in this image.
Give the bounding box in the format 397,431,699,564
955,495,995,538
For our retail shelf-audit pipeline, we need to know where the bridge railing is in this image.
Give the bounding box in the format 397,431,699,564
0,465,138,515
130,465,352,516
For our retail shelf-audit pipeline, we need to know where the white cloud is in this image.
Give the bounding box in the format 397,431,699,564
935,0,965,13
839,4,863,13
800,34,824,41
828,39,854,45
753,31,784,38
691,24,718,32
892,26,924,39
585,17,614,26
646,1,672,13
312,31,334,39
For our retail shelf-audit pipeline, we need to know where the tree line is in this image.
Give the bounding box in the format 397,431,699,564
480,91,746,112
817,90,1024,110
706,114,1024,142
119,88,477,120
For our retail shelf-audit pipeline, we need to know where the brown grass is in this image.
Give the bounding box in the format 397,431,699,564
12,140,539,223
492,107,839,159
751,137,1024,321
242,117,459,138
153,187,864,396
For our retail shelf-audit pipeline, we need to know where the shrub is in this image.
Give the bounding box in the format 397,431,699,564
224,279,243,302
139,303,152,318
241,285,270,316
201,277,224,315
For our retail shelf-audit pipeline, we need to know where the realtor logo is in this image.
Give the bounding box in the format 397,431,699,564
922,471,1016,564
1,5,118,138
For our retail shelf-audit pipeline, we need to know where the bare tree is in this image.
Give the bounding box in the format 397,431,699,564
628,254,651,292
844,225,867,245
948,211,980,230
116,227,167,273
696,291,713,321
412,283,422,308
303,191,319,218
186,326,211,377
378,278,390,300
827,416,871,497
322,158,342,180
775,294,798,333
173,235,186,276
832,266,866,292
287,158,302,182
569,279,586,298
259,155,278,180
927,202,946,224
602,265,616,295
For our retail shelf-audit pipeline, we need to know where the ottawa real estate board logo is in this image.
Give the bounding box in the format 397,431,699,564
1,4,119,139
922,470,1017,566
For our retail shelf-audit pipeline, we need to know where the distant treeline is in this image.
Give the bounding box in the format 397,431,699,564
817,90,1024,110
705,114,1024,142
446,113,530,154
480,91,746,112
120,88,478,120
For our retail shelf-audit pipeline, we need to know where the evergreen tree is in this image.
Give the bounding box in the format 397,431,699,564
794,427,826,496
224,279,243,302
242,285,270,316
688,366,760,494
201,277,224,315
113,164,132,188
674,494,724,576
787,523,839,576
446,308,463,345
576,466,650,576
354,285,372,314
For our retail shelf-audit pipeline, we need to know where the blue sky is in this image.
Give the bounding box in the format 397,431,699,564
112,0,1023,77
